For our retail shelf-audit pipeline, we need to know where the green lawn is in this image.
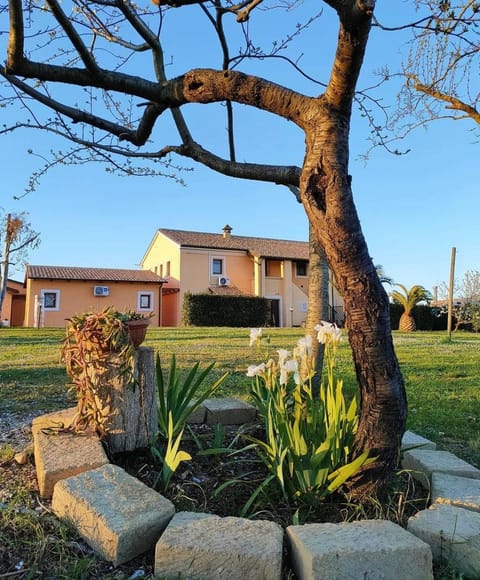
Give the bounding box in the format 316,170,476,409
1,326,479,467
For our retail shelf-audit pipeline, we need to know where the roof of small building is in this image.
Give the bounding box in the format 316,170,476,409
157,228,309,260
26,265,165,283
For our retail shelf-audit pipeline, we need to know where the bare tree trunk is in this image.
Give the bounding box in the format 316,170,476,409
0,214,12,317
301,114,407,495
305,223,329,395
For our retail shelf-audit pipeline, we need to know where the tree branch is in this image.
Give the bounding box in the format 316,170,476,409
159,141,301,185
45,0,99,73
414,81,480,125
324,0,374,113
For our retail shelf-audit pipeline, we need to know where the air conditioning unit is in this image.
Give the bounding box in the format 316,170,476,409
94,286,110,297
218,276,230,287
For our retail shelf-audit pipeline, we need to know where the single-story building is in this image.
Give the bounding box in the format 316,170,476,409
1,279,26,327
23,265,167,328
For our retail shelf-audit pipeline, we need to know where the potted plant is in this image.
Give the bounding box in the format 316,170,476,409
119,309,152,348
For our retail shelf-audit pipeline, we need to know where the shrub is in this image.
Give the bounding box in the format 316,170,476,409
182,292,269,327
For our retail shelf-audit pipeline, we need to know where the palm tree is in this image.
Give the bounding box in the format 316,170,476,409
376,264,394,286
391,284,432,332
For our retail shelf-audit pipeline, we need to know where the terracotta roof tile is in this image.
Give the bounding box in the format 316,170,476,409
26,265,165,283
158,228,308,260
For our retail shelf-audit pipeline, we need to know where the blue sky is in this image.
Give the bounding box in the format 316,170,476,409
1,4,477,295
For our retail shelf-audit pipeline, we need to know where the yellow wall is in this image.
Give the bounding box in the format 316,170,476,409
142,232,181,284
25,279,161,328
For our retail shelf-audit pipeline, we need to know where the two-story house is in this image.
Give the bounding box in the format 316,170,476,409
141,225,343,327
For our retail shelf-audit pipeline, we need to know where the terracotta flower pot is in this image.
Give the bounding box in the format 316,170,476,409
125,318,150,348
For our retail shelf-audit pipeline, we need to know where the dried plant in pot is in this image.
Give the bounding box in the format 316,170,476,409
61,306,153,436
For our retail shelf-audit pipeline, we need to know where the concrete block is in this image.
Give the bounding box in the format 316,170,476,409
402,431,436,451
186,402,206,424
32,407,109,498
402,449,480,488
408,504,480,579
52,464,174,566
155,511,283,579
203,398,257,425
432,472,480,512
287,519,433,580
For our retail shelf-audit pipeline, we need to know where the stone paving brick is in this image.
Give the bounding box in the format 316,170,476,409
431,472,480,512
155,511,283,579
401,430,436,451
52,464,174,566
402,449,480,488
32,407,108,498
408,503,480,579
203,398,256,425
287,519,433,580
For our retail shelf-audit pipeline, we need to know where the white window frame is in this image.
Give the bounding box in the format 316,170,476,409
211,256,225,277
137,291,154,312
41,289,60,311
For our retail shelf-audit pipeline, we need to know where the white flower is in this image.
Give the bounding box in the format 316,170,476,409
279,358,300,385
249,328,263,347
315,321,342,344
246,363,266,377
294,335,313,358
277,349,290,367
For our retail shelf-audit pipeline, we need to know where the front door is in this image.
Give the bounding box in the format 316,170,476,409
267,298,280,327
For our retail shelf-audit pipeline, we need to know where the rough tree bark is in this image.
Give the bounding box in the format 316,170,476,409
86,347,157,455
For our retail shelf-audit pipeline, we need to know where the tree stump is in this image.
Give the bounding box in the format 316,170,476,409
79,347,157,455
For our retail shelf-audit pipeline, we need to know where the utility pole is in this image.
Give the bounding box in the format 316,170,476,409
447,247,456,340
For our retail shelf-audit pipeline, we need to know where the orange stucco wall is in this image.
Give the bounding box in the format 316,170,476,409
1,280,25,326
24,278,161,328
1,291,13,323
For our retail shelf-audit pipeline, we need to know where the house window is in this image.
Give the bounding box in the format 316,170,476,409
295,261,308,277
166,261,171,277
41,290,60,311
265,259,282,278
160,264,164,277
138,291,154,312
211,257,224,276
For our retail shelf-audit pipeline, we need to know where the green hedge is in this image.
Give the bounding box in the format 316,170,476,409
182,292,270,327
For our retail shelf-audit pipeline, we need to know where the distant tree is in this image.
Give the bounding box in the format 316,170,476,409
391,284,432,331
376,2,480,140
438,269,480,331
0,212,40,315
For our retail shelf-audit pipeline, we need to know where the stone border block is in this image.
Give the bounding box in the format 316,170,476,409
32,407,109,498
155,511,283,579
431,472,480,512
408,504,480,579
203,398,256,425
402,431,436,451
287,519,433,580
186,402,206,424
402,449,480,487
52,464,175,566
